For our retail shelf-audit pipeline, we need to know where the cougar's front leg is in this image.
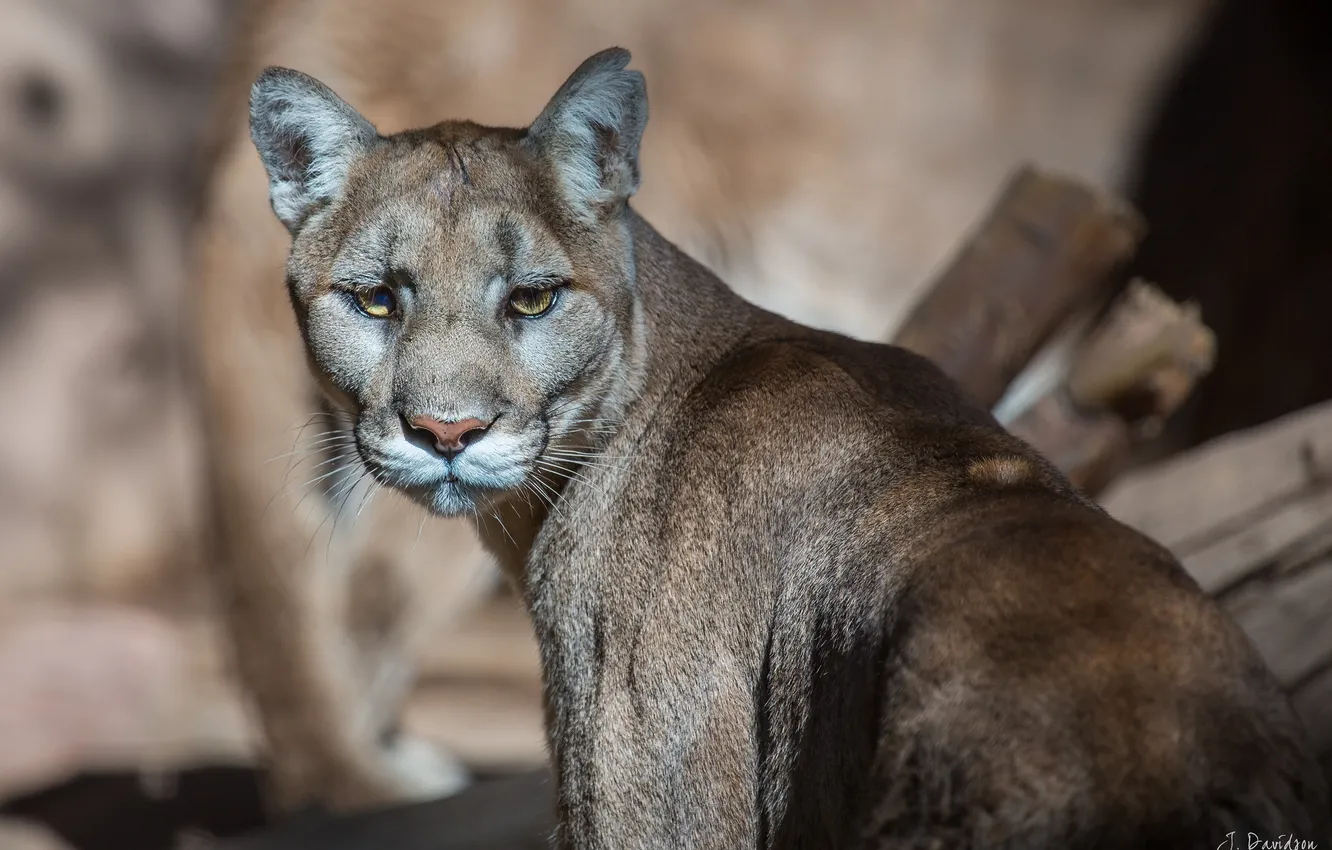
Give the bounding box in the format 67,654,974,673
550,632,762,850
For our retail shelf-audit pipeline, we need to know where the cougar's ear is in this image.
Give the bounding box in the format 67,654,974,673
249,67,378,232
526,47,648,220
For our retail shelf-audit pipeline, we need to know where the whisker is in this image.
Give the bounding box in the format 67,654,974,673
352,478,380,525
295,446,361,475
289,457,360,519
545,445,627,456
535,459,607,494
264,438,356,465
266,417,354,508
489,509,518,549
526,473,569,522
300,501,336,567
519,475,553,510
540,456,632,474
285,412,337,432
322,465,366,523
543,450,634,461
274,415,350,469
296,451,362,490
288,428,356,447
265,446,358,521
537,456,596,476
411,510,428,559
327,468,372,559
290,432,358,452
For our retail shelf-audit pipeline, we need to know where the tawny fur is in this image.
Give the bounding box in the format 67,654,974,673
244,47,1329,847
197,0,1214,811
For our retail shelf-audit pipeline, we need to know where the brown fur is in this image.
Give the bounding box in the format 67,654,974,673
196,0,1214,815
245,48,1330,847
967,456,1035,487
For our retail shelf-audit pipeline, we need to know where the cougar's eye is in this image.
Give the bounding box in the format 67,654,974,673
509,287,557,318
354,286,396,319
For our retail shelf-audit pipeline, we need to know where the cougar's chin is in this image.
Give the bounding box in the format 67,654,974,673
418,478,487,518
376,468,508,518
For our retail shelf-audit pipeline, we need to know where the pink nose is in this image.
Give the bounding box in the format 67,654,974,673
405,414,491,457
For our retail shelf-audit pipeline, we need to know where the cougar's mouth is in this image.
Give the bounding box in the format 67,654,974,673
352,416,541,518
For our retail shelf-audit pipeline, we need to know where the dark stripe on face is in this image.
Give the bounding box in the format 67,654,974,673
496,214,524,281
448,143,472,185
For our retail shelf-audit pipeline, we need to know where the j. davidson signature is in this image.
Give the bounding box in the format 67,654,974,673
1217,833,1319,850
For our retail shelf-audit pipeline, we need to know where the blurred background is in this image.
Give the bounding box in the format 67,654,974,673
1,0,1330,847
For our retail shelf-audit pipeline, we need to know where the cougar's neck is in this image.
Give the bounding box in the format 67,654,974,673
487,211,761,583
613,209,761,416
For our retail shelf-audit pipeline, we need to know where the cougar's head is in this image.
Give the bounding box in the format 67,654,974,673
249,49,647,516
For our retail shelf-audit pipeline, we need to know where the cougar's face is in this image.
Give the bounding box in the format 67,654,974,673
287,137,636,517
252,51,647,517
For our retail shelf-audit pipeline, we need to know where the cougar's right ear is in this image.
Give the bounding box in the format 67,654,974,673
249,67,378,232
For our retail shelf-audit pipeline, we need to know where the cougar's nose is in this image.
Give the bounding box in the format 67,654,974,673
403,413,493,459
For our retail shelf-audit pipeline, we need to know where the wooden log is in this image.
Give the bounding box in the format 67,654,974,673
888,163,1213,495
1099,399,1332,573
892,165,1143,409
408,593,545,772
1007,281,1216,495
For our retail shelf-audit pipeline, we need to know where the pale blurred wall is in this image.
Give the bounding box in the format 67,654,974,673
0,0,1212,798
0,0,228,601
0,0,234,798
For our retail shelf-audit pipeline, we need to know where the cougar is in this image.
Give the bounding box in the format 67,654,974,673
245,47,1329,846
200,0,1219,812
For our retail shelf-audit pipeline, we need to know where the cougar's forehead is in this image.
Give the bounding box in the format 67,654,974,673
354,128,534,210
319,130,574,295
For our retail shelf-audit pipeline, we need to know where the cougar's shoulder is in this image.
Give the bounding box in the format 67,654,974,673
626,323,1060,521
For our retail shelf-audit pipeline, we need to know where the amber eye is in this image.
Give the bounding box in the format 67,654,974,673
509,287,557,318
353,286,396,319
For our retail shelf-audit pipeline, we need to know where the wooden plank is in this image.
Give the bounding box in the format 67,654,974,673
1007,281,1214,496
410,594,546,770
1181,486,1332,595
1223,560,1332,686
418,594,540,686
892,166,1142,409
404,682,545,771
1099,399,1332,550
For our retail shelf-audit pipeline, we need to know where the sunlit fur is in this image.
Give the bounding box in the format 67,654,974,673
252,48,1329,850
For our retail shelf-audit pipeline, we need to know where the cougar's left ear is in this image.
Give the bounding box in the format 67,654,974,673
526,47,648,220
249,67,378,232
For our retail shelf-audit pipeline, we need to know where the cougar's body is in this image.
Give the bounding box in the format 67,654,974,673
524,216,1324,848
247,49,1329,847
200,0,1215,811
